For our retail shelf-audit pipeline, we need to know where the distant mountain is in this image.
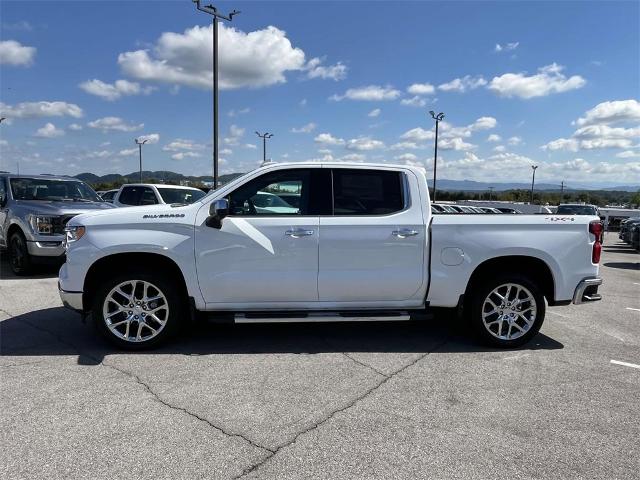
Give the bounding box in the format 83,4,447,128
76,170,639,193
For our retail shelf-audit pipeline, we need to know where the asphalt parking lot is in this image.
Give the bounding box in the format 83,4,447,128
1,232,639,479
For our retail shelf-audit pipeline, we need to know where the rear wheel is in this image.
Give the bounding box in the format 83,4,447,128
92,271,185,349
469,274,545,348
9,231,32,276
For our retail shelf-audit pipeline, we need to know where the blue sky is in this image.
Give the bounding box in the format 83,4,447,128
1,0,639,187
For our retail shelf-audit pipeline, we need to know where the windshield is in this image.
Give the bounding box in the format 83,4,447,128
557,205,598,215
10,178,102,202
157,187,206,204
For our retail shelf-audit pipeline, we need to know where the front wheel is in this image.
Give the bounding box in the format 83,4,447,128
92,271,185,349
469,274,546,348
9,231,32,276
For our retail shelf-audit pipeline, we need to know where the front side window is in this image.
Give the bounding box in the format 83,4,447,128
332,169,404,215
9,178,101,202
227,169,313,216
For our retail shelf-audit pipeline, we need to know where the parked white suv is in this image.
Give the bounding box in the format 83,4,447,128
112,184,206,207
59,162,603,349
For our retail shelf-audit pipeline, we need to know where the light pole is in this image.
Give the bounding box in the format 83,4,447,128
429,111,445,202
255,131,273,164
135,138,148,183
560,180,565,204
530,165,538,204
193,1,240,190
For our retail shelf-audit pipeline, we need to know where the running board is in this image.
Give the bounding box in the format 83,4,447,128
234,311,412,324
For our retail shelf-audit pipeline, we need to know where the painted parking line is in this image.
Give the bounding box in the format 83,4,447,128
610,360,640,370
625,308,640,312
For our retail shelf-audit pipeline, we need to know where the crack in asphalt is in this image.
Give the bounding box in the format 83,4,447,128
233,338,450,479
0,307,14,318
12,317,276,457
101,360,276,455
340,352,389,378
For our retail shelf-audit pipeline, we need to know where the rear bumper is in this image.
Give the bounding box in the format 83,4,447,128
572,277,602,304
58,282,84,312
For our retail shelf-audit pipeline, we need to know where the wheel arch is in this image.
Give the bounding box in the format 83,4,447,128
464,255,556,305
83,252,190,311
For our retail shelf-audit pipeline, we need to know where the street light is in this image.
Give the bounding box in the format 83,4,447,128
193,0,240,190
530,165,538,204
255,131,273,164
135,138,148,183
429,111,445,203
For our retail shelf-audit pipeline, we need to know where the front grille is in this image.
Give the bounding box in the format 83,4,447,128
52,215,78,235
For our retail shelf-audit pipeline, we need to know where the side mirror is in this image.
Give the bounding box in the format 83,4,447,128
206,198,229,229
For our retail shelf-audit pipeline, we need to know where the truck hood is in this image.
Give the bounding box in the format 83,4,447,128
68,202,198,226
14,200,115,215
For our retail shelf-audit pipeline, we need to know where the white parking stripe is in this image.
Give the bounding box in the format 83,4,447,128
625,308,640,312
610,360,640,370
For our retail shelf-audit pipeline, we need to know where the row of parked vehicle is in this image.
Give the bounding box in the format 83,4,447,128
431,204,522,214
618,217,640,251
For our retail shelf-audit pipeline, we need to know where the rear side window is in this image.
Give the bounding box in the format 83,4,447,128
332,169,404,215
140,188,158,205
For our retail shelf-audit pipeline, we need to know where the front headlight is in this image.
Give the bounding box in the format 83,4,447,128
29,215,58,235
64,225,86,243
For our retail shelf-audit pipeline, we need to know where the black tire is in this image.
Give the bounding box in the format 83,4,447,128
91,270,186,350
469,273,546,348
9,230,33,276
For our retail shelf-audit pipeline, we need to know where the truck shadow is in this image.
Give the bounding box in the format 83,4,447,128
603,262,640,271
0,257,60,280
1,307,564,365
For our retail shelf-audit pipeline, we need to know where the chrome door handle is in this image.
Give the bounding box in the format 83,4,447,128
285,228,315,237
392,228,419,238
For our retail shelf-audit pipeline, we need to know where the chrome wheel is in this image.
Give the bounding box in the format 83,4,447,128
102,280,169,343
481,283,537,341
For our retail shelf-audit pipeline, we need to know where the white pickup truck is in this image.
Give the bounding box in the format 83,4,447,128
58,162,603,349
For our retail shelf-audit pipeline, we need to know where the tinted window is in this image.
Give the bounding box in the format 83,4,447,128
140,188,158,205
157,188,205,205
332,169,404,215
118,186,141,205
0,177,6,199
228,169,311,216
557,205,598,215
101,190,116,202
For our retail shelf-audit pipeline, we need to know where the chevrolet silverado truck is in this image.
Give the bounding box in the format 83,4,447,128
58,162,603,349
0,174,114,275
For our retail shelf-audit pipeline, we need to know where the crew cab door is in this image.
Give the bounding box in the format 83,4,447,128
195,167,329,305
318,167,427,302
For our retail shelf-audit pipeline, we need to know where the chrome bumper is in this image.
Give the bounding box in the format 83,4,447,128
27,240,65,257
572,277,603,304
58,283,84,312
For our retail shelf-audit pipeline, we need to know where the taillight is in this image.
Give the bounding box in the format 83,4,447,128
589,221,603,263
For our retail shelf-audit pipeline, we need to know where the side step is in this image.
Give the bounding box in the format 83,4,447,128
234,310,412,324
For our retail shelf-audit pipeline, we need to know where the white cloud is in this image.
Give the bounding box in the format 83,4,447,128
394,153,418,162
616,150,640,158
438,75,487,93
318,148,332,155
346,136,385,151
400,96,427,107
487,134,501,142
495,42,519,53
330,85,401,101
163,139,205,152
339,153,366,162
244,143,257,149
472,116,497,130
87,116,143,132
136,133,160,144
314,132,345,146
368,108,381,118
299,98,307,107
407,83,435,95
493,145,506,153
0,101,83,119
34,122,64,138
541,138,579,152
228,107,250,117
390,141,422,150
0,40,36,66
488,63,586,99
118,24,307,90
171,151,202,161
575,99,640,126
223,124,245,145
291,122,317,133
507,136,522,146
79,79,154,101
400,127,435,142
118,148,137,156
438,137,475,151
220,148,233,155
304,57,347,81
68,123,83,131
